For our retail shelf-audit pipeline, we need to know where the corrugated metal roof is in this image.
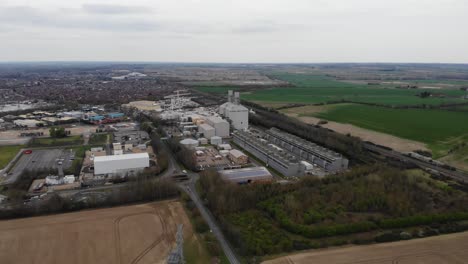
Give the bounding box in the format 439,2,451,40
94,153,148,162
229,149,246,158
219,167,272,181
199,123,214,130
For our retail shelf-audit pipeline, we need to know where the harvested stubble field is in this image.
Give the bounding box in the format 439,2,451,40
0,200,192,264
264,231,468,264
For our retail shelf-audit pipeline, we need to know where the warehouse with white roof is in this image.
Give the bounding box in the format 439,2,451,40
93,153,149,175
219,167,273,184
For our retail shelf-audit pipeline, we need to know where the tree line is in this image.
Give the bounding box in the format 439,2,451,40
198,165,468,256
0,178,179,220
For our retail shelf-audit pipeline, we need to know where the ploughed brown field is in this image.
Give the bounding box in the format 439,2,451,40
263,231,468,264
0,200,192,264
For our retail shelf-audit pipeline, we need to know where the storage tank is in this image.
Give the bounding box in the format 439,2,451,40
180,138,199,149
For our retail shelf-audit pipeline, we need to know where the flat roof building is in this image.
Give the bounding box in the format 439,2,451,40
219,167,273,184
233,130,301,177
206,116,230,138
198,123,215,139
210,136,222,146
13,119,44,128
94,153,149,175
229,149,249,165
265,128,348,173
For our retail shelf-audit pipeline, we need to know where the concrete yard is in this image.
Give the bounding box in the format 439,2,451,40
0,200,192,264
5,149,74,184
263,231,468,264
0,124,98,146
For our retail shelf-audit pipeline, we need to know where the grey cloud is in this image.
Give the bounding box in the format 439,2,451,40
230,21,308,34
82,4,153,15
231,24,279,34
0,6,158,32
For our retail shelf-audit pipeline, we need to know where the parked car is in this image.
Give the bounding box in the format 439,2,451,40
23,150,32,154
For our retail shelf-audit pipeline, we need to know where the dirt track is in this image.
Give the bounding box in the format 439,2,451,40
263,231,468,264
281,106,428,153
0,200,192,264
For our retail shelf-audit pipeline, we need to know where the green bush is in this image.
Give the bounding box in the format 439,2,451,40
194,216,210,233
375,231,401,243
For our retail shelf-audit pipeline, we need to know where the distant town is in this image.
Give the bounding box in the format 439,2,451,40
0,63,468,264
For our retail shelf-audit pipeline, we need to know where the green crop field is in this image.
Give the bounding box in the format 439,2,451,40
194,73,466,106
409,79,468,86
0,145,22,169
311,104,468,157
242,86,465,106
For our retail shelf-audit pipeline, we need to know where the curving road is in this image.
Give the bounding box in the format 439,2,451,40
159,136,240,264
181,176,240,264
149,137,240,264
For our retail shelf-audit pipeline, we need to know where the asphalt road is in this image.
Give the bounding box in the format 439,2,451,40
160,138,241,264
182,176,240,264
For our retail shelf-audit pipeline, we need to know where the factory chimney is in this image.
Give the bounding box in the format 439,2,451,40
234,92,240,105
228,90,233,103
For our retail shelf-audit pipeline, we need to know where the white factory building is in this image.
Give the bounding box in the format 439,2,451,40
198,123,215,139
219,90,249,130
206,116,230,138
94,153,150,175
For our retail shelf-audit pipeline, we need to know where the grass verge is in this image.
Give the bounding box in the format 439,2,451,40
29,136,83,147
0,145,22,169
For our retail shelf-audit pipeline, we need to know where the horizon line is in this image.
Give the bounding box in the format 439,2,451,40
0,61,467,65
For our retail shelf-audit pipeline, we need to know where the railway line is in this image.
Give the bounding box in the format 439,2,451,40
363,143,468,184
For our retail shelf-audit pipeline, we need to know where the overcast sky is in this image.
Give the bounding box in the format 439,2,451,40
0,0,467,63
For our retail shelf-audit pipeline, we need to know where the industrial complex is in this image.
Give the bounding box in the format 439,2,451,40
0,87,351,202
233,128,348,177
154,89,347,182
0,86,352,213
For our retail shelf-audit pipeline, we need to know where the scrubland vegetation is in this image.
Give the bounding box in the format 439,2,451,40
199,165,468,256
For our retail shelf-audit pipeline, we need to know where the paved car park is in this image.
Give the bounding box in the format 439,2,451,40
6,149,75,184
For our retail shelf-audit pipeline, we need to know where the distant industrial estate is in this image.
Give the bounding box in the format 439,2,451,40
0,86,350,199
